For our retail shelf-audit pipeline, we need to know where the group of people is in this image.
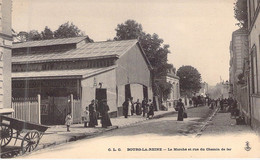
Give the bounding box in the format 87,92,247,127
122,97,154,119
65,99,112,132
206,97,240,118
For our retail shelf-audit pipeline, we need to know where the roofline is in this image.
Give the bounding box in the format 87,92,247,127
12,65,117,81
12,75,82,81
12,54,119,64
12,36,88,49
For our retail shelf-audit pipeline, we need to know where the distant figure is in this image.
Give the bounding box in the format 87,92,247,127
135,99,142,115
89,100,98,127
130,97,135,116
142,98,147,117
177,99,185,121
220,99,224,110
82,106,90,127
147,99,154,119
100,100,112,128
123,98,130,118
65,112,73,132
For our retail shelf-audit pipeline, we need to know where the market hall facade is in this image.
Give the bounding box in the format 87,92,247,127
12,37,153,125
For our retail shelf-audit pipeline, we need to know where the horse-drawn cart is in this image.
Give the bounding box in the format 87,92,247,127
0,111,49,154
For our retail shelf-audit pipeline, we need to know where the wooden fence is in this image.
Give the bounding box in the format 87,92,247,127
12,95,41,124
72,99,82,124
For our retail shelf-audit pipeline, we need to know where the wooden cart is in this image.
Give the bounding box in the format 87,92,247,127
0,115,49,154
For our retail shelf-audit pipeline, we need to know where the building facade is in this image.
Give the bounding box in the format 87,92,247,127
12,38,153,124
229,28,250,123
0,0,12,111
247,0,260,132
164,67,180,109
229,29,248,98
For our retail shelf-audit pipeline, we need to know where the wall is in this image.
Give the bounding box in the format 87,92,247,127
81,69,117,114
116,44,152,107
0,0,12,109
248,2,260,132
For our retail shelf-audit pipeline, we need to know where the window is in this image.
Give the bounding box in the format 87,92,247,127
251,45,258,94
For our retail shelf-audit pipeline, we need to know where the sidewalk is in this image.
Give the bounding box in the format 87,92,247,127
36,108,178,151
201,109,255,136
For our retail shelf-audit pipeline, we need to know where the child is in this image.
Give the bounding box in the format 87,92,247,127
82,107,90,127
65,113,73,132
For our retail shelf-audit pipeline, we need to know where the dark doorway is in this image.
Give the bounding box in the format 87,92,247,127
143,85,148,100
125,84,131,101
95,88,107,112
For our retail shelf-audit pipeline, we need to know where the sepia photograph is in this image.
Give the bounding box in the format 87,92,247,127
0,0,260,159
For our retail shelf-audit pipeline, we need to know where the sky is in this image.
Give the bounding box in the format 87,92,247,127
12,0,239,86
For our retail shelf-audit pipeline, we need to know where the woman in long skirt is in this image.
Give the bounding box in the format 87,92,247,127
177,99,185,121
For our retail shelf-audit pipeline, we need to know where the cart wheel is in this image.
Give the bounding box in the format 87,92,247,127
21,130,40,154
0,125,13,147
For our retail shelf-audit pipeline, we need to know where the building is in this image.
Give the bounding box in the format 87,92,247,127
197,82,209,97
229,28,248,98
247,0,260,132
220,81,230,99
229,28,250,123
0,0,12,112
163,67,180,109
12,38,153,124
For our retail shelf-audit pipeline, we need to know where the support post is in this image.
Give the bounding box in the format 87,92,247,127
70,94,74,122
37,94,41,124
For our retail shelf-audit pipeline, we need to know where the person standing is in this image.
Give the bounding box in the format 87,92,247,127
130,97,135,116
135,99,141,115
100,100,112,128
65,112,73,132
147,99,154,119
88,100,98,127
177,99,185,121
142,98,147,117
123,98,130,118
82,106,90,127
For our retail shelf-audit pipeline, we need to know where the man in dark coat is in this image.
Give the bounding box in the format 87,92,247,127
135,99,141,115
100,100,112,128
88,100,98,127
122,98,130,118
142,98,147,117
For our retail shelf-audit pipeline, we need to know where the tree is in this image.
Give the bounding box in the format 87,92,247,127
114,19,172,98
15,22,93,42
234,0,248,28
114,20,143,40
16,31,29,42
54,22,85,38
41,26,54,40
177,65,202,97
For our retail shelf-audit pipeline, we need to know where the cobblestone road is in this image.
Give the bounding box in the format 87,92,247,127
21,106,216,158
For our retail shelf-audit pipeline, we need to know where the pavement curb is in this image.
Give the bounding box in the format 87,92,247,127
196,107,219,137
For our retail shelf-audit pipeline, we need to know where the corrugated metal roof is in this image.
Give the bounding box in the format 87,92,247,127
12,65,117,80
12,36,87,49
12,39,138,63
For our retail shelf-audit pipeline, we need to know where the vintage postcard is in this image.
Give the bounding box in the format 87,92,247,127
0,0,260,159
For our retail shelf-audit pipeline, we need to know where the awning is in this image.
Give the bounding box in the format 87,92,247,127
12,65,117,80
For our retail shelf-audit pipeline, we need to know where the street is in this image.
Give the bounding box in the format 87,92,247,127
20,106,215,158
